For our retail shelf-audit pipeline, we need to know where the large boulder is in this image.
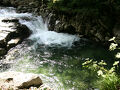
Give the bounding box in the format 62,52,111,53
0,71,43,89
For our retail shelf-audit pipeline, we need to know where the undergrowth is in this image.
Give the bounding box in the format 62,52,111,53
82,58,120,90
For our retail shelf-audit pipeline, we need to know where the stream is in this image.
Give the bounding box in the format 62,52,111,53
0,7,116,90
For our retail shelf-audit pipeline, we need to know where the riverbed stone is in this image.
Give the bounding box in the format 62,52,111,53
0,71,43,89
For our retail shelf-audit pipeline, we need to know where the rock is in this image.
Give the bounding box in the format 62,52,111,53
7,38,20,49
16,24,32,39
0,18,31,56
1,0,11,6
95,32,104,41
29,1,40,8
2,18,19,23
113,24,120,38
0,40,6,48
113,22,120,45
2,0,41,7
0,48,7,56
8,38,20,45
63,24,76,34
0,71,43,89
48,13,57,31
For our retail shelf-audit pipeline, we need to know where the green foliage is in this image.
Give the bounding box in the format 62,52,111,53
98,73,120,90
48,0,99,12
82,58,120,90
47,0,114,14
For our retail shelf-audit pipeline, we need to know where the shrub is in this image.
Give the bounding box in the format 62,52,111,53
82,59,120,90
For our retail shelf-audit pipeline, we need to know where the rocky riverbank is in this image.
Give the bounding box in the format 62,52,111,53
0,17,31,56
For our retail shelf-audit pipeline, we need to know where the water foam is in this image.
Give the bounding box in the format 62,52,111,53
20,16,80,47
0,7,32,20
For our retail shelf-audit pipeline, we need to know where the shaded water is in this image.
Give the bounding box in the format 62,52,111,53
0,7,116,90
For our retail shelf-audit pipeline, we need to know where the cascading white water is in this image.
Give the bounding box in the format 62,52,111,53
0,7,32,19
19,16,80,48
0,7,80,48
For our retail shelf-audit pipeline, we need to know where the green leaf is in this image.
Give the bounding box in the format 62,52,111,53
97,70,103,76
109,67,115,74
113,61,119,66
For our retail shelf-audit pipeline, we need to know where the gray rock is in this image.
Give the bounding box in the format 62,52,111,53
0,71,43,89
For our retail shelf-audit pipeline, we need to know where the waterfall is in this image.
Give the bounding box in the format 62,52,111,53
20,16,80,48
0,7,80,48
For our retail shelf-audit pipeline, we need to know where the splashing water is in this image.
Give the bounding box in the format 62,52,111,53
0,6,80,48
19,16,80,48
0,7,32,19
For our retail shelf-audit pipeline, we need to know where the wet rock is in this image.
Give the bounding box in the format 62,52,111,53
29,1,40,8
0,40,6,48
0,48,7,56
7,38,20,49
95,32,104,41
48,13,57,31
1,0,11,6
0,71,43,89
16,24,32,39
60,24,76,34
2,18,19,23
0,18,31,56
